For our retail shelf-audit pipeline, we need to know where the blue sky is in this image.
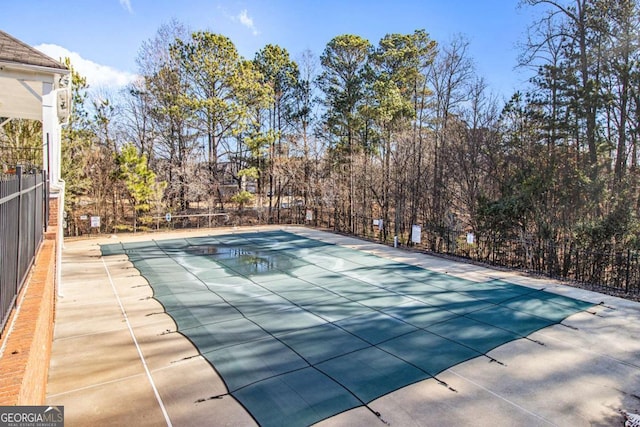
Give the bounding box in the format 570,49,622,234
1,1,542,99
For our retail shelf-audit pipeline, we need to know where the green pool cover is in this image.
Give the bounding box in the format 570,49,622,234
101,230,593,427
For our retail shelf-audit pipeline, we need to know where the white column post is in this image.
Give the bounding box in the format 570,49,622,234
42,82,62,187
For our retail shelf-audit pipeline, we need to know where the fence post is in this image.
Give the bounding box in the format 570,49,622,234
34,173,38,249
626,249,631,293
492,235,496,264
44,170,49,232
42,171,47,233
15,166,22,299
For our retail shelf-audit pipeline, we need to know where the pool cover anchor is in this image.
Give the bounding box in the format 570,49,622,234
171,354,200,364
488,357,506,366
366,405,390,426
195,393,228,403
595,301,614,310
145,311,166,317
525,336,546,346
434,376,458,393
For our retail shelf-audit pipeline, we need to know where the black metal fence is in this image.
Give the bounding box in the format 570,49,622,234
71,203,640,297
0,167,47,335
323,212,640,296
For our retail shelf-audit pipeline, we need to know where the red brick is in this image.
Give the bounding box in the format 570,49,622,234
0,228,57,405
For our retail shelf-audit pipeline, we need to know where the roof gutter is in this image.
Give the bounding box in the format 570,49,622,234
0,60,70,76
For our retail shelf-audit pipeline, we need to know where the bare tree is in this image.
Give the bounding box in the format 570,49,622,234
137,21,198,212
426,35,474,227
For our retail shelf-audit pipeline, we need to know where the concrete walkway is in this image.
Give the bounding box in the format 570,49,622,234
46,226,640,426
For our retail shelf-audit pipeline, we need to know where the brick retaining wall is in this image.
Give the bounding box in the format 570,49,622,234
0,231,57,405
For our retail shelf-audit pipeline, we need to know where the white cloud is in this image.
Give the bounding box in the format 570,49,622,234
119,0,133,13
236,9,259,36
35,44,138,90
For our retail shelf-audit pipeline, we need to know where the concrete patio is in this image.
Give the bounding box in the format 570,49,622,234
46,226,640,426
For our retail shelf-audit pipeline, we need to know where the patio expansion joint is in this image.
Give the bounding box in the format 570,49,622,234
46,371,150,399
52,326,130,342
446,367,556,426
101,256,173,427
533,324,640,372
